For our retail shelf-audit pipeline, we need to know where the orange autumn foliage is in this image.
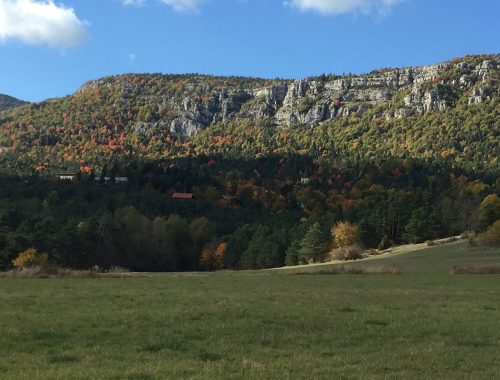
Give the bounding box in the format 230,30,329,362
199,242,226,271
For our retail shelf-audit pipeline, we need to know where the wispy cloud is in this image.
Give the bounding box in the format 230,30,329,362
121,0,145,5
121,0,203,12
284,0,405,16
0,0,88,48
161,0,202,12
122,0,403,16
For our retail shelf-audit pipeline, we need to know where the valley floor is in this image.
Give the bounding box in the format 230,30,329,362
0,243,499,379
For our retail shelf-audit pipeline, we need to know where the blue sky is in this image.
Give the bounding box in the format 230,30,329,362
0,0,498,102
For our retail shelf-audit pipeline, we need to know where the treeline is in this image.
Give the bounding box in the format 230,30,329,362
0,155,498,271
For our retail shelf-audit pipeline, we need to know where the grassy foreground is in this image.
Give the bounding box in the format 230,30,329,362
1,245,500,379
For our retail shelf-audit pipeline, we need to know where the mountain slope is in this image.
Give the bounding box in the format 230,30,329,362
0,94,28,112
0,54,498,175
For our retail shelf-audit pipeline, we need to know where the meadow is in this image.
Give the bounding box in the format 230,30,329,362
271,241,500,274
1,243,499,379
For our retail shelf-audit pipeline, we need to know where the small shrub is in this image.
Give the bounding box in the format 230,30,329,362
330,266,363,275
0,265,98,279
292,264,401,275
461,231,473,240
366,249,382,256
363,265,401,275
428,237,460,247
12,248,49,269
480,220,500,247
108,266,130,274
330,244,364,261
451,265,500,275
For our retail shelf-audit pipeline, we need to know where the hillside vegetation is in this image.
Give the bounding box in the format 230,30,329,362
0,55,498,272
0,94,27,112
0,54,498,175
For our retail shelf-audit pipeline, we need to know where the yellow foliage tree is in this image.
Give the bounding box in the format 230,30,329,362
199,242,226,271
12,248,49,268
331,222,359,248
481,220,500,247
476,194,500,231
214,242,227,270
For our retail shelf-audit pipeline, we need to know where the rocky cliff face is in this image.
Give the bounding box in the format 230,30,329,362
0,94,28,111
75,54,498,137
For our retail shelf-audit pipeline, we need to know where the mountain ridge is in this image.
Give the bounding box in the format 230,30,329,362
0,54,498,175
0,94,28,112
70,54,499,134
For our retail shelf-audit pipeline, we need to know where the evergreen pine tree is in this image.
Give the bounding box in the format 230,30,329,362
402,208,430,243
298,222,329,264
285,239,301,266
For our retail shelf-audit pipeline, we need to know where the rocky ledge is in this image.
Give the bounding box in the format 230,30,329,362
79,55,499,137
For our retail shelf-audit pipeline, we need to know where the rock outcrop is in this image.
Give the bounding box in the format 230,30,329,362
77,55,499,137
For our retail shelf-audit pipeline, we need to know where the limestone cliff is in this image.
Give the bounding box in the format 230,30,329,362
17,54,500,140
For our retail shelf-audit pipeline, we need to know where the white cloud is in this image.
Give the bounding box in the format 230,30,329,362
121,0,145,5
161,0,202,12
123,0,403,16
0,0,87,48
285,0,404,16
122,0,202,12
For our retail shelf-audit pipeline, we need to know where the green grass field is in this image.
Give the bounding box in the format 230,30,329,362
1,242,499,379
271,241,500,274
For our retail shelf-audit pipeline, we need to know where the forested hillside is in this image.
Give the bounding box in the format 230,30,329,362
0,54,498,175
0,94,27,112
0,55,498,272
